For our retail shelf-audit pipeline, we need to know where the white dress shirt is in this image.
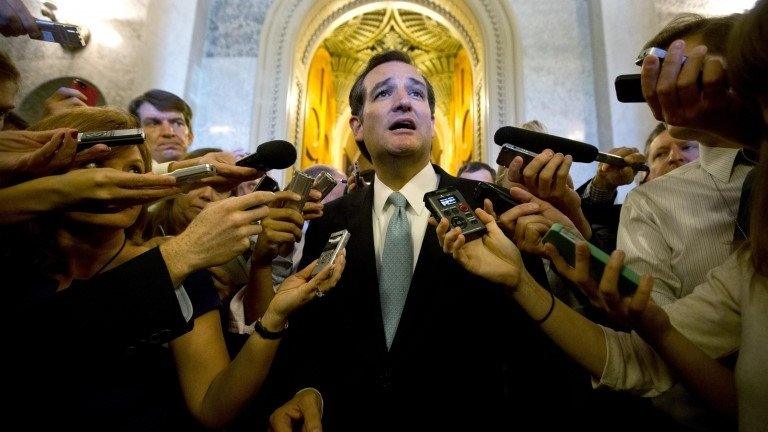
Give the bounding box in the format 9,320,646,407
597,248,768,432
371,163,440,275
617,145,751,306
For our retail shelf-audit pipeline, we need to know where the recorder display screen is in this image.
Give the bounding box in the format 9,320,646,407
439,195,458,206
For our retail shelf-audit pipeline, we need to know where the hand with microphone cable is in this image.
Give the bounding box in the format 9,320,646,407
168,140,298,192
499,148,591,240
590,146,646,193
494,186,585,257
168,151,261,191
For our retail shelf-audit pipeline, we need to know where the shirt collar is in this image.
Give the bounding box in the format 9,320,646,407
698,145,741,183
373,163,438,216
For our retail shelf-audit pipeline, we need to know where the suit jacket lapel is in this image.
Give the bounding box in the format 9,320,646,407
390,166,462,353
340,184,389,358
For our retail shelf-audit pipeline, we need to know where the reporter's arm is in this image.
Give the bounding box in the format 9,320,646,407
0,169,179,223
0,175,71,223
171,257,343,428
436,211,608,377
616,191,680,306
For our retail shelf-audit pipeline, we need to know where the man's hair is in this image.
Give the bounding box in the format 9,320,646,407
727,0,768,276
457,161,496,179
643,13,740,56
644,123,668,154
348,50,436,162
128,89,194,132
520,119,547,133
728,0,768,102
0,51,20,85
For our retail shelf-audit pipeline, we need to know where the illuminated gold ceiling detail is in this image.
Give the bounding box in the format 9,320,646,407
323,8,463,114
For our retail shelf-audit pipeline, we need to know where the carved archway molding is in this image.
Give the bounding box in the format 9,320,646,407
251,0,523,180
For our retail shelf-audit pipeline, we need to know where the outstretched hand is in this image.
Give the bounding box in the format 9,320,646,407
641,40,763,147
545,242,670,339
169,151,263,191
269,389,324,432
433,208,526,290
0,129,110,184
267,250,346,323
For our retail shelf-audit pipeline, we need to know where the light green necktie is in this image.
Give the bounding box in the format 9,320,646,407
379,192,413,349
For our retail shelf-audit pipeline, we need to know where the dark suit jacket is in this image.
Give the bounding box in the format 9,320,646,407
263,165,593,431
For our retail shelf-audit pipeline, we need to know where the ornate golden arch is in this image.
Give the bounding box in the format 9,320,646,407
300,7,475,175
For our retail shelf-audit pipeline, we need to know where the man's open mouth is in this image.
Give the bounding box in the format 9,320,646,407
388,119,416,131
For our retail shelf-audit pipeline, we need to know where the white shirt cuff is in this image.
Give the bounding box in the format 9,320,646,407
175,284,194,322
227,286,256,334
153,161,173,175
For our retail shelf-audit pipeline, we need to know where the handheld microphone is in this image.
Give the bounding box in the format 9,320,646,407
235,140,297,170
493,126,648,171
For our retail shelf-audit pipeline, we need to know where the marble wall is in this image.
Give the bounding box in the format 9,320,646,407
1,0,153,123
185,0,271,155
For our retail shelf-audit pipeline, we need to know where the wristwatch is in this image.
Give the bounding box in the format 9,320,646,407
253,317,288,340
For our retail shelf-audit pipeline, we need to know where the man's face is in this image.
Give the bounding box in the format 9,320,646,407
459,169,494,183
0,80,18,130
350,61,434,164
136,102,193,163
646,130,699,181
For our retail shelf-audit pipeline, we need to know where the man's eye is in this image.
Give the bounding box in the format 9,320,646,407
410,89,425,99
143,120,160,126
127,165,143,174
374,89,391,99
172,120,186,127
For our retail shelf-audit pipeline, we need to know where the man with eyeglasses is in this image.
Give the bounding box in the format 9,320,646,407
128,89,194,173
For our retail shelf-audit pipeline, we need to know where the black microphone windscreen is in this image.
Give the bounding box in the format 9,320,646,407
493,126,598,163
236,140,297,170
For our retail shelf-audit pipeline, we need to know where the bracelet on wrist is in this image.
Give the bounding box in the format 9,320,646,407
253,316,289,340
534,289,556,325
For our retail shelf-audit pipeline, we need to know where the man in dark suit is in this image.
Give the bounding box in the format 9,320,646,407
263,50,590,431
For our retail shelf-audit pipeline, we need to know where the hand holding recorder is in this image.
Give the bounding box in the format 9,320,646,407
0,168,180,223
171,151,264,191
160,191,274,286
591,146,646,192
640,40,763,146
266,247,346,328
435,206,527,291
543,232,665,336
250,190,308,266
0,0,40,38
496,186,586,256
0,128,109,184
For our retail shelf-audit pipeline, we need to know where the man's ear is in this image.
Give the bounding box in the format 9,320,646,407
186,130,195,147
349,116,363,142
